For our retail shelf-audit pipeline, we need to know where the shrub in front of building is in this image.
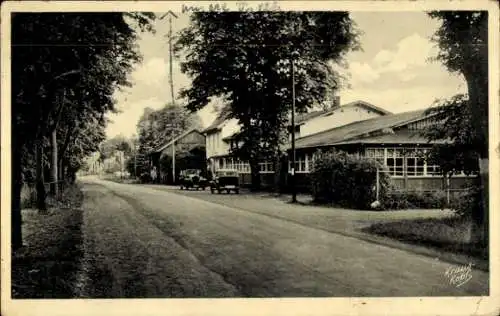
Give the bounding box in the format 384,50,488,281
310,149,390,209
382,191,448,210
449,186,483,218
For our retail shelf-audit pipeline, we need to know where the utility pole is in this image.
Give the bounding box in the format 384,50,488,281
291,57,297,203
172,141,176,184
160,11,179,106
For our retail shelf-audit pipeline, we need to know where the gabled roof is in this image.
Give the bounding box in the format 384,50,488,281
204,100,391,133
202,104,232,134
294,108,429,149
294,100,391,126
152,128,204,154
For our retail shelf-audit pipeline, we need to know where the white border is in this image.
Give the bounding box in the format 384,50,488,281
1,2,499,316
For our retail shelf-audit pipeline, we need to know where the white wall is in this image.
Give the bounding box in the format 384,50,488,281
206,118,240,159
207,104,385,160
300,105,381,138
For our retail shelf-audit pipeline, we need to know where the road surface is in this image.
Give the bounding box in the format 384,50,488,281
76,177,489,298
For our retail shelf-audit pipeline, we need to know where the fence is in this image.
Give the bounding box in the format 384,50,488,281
375,168,476,208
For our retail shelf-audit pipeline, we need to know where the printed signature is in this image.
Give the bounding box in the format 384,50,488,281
445,263,473,288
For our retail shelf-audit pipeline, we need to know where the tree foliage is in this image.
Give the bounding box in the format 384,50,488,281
175,12,360,188
427,11,488,157
424,95,480,176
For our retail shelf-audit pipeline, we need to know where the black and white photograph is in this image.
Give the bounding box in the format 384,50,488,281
1,1,499,315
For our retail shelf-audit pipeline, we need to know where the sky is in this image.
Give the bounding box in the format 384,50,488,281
106,11,467,139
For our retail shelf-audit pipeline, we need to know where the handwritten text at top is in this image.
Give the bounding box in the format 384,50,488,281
181,2,281,14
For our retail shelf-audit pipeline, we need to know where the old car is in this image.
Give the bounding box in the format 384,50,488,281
179,169,208,190
210,169,240,194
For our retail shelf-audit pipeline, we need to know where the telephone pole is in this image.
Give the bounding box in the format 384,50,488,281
160,11,179,106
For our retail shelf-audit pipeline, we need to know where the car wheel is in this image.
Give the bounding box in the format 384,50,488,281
235,189,239,194
211,189,214,194
217,190,221,194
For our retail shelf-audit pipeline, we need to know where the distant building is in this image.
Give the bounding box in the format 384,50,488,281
149,129,206,184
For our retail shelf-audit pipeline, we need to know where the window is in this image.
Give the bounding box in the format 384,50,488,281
259,161,274,173
365,147,443,177
231,159,250,173
405,148,425,176
365,148,384,165
426,164,441,176
223,157,234,170
288,153,309,173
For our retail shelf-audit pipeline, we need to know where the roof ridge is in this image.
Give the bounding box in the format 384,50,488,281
153,128,202,153
294,108,427,144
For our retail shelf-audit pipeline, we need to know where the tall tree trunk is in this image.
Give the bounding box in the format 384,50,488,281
474,157,489,252
50,129,58,196
464,69,489,249
58,159,63,181
35,140,47,212
11,146,23,250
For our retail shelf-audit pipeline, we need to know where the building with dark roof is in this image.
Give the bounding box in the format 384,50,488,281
287,108,473,192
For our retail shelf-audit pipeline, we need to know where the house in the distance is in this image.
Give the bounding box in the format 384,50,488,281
203,98,392,187
150,129,206,184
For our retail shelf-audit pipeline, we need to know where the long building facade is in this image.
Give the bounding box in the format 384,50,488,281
202,99,476,192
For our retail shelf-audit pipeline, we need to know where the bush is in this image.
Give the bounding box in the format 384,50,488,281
382,191,448,210
310,149,390,209
449,186,483,218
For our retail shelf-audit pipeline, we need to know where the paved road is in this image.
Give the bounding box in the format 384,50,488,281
77,177,489,298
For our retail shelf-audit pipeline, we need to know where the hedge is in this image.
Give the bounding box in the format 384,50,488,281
310,149,390,209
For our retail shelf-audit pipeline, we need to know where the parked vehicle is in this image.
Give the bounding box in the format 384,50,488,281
179,169,208,190
210,169,240,194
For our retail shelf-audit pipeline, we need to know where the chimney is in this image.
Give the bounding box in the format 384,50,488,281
321,95,341,112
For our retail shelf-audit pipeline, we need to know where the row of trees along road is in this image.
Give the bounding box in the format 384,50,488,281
11,13,156,250
425,11,489,248
175,12,361,191
134,104,203,179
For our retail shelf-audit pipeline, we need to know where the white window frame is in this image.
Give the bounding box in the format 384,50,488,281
288,153,309,173
259,161,274,174
365,147,443,178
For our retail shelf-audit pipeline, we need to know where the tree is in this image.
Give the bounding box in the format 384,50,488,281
135,103,203,178
99,134,134,160
11,12,155,249
427,11,488,246
175,12,360,190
